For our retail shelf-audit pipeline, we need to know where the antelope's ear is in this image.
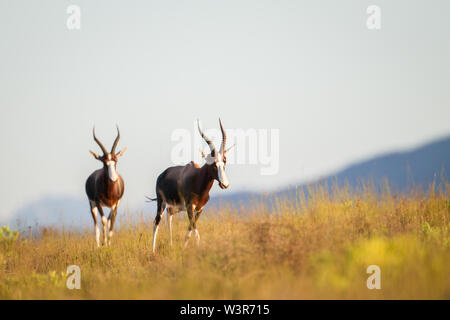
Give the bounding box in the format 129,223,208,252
116,146,128,158
199,149,207,159
89,150,101,160
224,143,236,154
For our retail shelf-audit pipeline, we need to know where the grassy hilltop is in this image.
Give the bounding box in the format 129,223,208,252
0,181,449,299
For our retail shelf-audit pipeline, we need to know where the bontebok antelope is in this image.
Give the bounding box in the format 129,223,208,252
148,119,233,253
86,126,127,247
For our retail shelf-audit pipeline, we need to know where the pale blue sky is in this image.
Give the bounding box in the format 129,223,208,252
0,0,449,222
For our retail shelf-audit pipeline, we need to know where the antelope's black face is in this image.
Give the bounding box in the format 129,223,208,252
89,126,127,182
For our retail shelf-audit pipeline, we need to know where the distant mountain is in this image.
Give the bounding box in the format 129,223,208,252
6,195,149,233
7,195,90,231
210,135,450,206
328,135,449,191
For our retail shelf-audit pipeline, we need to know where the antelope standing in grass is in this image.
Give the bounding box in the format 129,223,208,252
86,126,127,247
148,119,233,253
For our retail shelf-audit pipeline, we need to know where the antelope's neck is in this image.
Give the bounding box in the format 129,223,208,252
200,164,215,193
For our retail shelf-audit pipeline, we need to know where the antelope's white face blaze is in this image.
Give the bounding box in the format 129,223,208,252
204,151,229,188
107,161,118,181
201,150,230,190
106,154,118,182
216,160,229,189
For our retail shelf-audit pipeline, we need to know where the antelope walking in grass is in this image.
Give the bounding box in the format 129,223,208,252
86,126,127,247
148,119,233,253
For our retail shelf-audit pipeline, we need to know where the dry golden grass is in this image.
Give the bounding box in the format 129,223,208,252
0,182,449,299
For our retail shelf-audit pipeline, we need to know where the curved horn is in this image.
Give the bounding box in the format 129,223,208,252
111,125,120,154
219,118,227,155
197,119,216,156
93,127,107,155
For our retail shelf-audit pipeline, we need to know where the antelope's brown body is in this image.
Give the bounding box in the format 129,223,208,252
155,161,214,212
85,126,127,247
86,169,124,208
150,119,231,253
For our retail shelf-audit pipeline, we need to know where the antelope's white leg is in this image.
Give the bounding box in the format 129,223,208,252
106,206,113,246
95,225,100,248
91,204,100,248
152,223,159,254
108,228,113,245
107,219,113,246
194,229,200,246
184,230,193,248
167,213,173,247
107,202,118,246
101,215,108,246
